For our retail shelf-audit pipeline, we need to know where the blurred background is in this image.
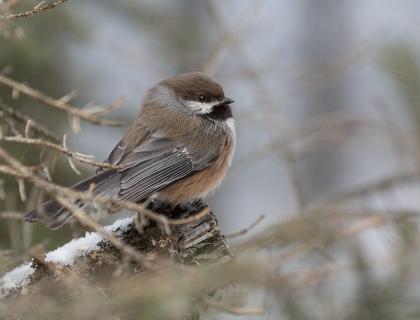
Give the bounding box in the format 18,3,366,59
3,0,420,319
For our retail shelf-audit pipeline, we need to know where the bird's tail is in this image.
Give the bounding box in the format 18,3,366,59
24,169,118,230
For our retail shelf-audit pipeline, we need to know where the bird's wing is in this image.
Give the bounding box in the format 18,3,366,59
105,131,219,203
97,122,151,173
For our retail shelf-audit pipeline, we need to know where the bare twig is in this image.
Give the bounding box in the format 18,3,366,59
1,135,121,170
62,133,81,175
0,74,123,129
4,0,68,19
283,149,306,212
0,211,22,220
0,99,59,141
17,178,26,201
225,214,265,239
322,172,420,205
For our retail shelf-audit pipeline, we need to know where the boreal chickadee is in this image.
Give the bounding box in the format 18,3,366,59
25,72,236,229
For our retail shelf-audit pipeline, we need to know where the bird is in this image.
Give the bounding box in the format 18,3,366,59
24,72,236,229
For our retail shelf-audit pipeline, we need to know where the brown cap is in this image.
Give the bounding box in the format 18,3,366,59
160,72,225,102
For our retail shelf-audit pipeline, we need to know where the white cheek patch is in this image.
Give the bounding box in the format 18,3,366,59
185,100,220,114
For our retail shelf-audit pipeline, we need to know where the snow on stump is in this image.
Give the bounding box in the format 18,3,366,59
0,201,233,299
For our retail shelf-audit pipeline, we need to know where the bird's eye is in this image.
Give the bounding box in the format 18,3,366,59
198,95,206,102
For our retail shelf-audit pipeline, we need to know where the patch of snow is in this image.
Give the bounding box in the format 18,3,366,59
0,217,134,295
45,231,103,266
45,217,133,266
105,217,133,233
0,262,35,296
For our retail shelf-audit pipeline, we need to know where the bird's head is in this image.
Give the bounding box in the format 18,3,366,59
146,72,234,121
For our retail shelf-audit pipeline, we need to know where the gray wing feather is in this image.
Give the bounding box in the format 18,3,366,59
119,154,193,202
121,138,175,169
97,140,126,173
113,134,217,203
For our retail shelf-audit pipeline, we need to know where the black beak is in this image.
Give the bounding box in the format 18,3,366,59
222,97,235,105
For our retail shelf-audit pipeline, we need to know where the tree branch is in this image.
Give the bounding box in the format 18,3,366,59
0,74,123,130
0,99,60,142
4,0,68,19
1,135,122,170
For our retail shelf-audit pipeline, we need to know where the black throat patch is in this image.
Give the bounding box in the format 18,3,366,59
204,105,233,121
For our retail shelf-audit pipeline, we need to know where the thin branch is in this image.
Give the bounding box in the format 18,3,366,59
283,149,306,212
4,0,68,19
225,214,265,239
17,178,26,201
323,172,420,205
0,211,22,220
0,74,124,128
1,135,121,170
0,99,59,142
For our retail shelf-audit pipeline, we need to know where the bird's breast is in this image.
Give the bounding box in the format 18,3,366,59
159,126,235,204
